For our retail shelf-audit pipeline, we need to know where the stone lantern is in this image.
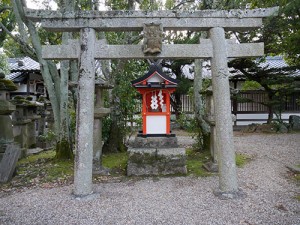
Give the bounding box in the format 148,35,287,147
131,63,178,136
0,74,17,160
0,73,21,183
11,96,40,151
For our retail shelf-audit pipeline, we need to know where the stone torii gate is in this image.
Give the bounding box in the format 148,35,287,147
25,7,278,198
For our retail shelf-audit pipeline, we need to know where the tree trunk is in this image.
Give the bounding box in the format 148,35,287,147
194,58,211,151
13,0,75,159
55,0,75,158
102,88,127,153
171,92,181,120
55,32,73,160
102,1,136,153
13,0,61,134
267,92,274,124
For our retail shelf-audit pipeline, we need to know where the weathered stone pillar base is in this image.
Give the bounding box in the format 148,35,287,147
92,161,110,175
203,161,218,172
127,148,187,176
213,188,246,200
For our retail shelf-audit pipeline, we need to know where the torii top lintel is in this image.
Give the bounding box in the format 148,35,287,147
25,7,278,32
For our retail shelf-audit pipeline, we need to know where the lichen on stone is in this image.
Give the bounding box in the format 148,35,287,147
0,79,18,91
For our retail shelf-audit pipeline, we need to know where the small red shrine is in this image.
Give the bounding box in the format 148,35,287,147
132,64,178,136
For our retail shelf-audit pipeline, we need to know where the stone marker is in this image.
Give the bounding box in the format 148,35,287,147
289,115,300,130
0,143,21,183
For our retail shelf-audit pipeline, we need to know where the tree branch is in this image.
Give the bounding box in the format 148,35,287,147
0,21,36,59
0,6,12,14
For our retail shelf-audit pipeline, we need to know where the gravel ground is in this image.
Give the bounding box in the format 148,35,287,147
0,133,299,225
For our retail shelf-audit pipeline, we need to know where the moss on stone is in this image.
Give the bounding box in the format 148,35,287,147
236,153,252,167
55,139,74,160
186,148,212,177
37,96,45,102
129,152,157,167
16,150,73,184
11,96,36,107
0,79,18,91
102,152,128,175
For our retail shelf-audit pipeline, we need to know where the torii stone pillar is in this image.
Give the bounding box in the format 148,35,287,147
210,27,239,197
74,28,96,196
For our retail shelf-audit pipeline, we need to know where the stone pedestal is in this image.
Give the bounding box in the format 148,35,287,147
132,136,178,148
127,148,186,176
127,136,186,176
0,115,15,161
0,79,20,182
0,97,16,161
12,103,38,151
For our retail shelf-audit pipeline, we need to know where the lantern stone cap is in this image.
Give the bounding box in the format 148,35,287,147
131,64,178,88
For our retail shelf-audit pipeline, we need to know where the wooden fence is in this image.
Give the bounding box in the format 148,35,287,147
135,91,300,117
231,90,300,114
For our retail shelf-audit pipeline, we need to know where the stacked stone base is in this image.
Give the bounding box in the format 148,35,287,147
127,147,187,176
132,136,178,148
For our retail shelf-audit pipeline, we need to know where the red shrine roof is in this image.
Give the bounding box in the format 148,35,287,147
131,64,178,88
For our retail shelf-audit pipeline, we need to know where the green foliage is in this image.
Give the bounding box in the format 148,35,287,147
231,93,253,104
16,150,73,185
176,77,193,95
38,28,62,46
0,54,10,76
105,0,128,10
102,152,128,175
106,59,148,137
164,0,174,9
235,153,252,167
38,130,56,144
176,113,208,151
11,96,36,106
102,116,112,142
2,36,26,57
186,148,212,177
138,0,163,10
0,1,15,47
227,0,300,65
241,80,262,90
55,138,74,160
0,79,18,91
68,109,76,143
229,57,299,123
176,113,193,131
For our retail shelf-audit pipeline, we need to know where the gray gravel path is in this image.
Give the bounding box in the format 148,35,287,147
0,133,299,225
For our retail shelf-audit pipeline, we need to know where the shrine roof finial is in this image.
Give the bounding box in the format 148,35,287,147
131,63,178,87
